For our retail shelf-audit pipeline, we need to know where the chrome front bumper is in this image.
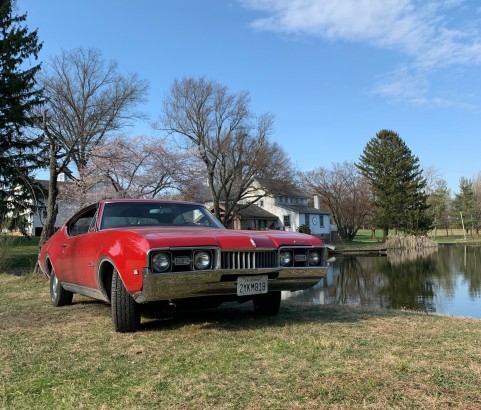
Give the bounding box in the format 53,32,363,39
133,266,329,303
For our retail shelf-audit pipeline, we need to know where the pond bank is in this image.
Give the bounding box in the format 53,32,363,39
327,244,387,256
328,235,438,256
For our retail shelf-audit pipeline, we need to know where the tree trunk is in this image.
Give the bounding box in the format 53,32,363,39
382,227,389,243
460,212,466,240
34,139,61,275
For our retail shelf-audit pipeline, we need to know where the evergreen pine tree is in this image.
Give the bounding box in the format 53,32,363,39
452,177,476,238
356,129,431,241
0,0,44,232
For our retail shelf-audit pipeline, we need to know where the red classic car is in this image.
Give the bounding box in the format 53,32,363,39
39,199,329,332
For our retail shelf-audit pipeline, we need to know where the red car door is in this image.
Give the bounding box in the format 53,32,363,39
64,231,100,289
60,206,100,289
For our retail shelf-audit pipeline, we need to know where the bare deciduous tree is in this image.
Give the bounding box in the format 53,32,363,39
36,48,148,245
160,76,293,227
303,162,372,242
423,165,443,195
41,47,148,174
88,135,203,199
36,110,77,248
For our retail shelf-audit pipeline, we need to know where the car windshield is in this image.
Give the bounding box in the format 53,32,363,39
100,202,224,230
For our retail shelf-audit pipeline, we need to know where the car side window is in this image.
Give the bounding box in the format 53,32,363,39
68,208,97,236
88,209,99,232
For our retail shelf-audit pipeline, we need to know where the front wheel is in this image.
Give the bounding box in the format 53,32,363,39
50,268,73,307
111,269,140,332
253,291,281,315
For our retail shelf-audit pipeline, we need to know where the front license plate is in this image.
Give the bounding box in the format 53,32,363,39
237,275,268,296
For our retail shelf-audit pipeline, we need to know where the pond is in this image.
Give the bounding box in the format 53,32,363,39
284,244,481,320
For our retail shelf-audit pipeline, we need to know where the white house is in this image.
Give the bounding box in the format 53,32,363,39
246,178,334,239
27,174,117,236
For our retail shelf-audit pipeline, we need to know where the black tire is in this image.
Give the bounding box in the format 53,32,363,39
50,268,73,307
111,269,140,332
253,291,281,315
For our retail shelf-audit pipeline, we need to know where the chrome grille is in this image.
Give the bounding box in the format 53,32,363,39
221,251,278,270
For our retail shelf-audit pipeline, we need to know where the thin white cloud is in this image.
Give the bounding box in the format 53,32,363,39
372,67,430,101
240,0,481,105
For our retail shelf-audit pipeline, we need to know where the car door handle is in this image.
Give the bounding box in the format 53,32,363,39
61,244,68,248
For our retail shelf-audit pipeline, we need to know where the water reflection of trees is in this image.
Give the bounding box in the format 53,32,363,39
330,246,481,313
291,245,481,316
327,255,437,312
327,257,386,307
378,254,438,312
448,246,481,298
386,247,437,265
329,248,457,314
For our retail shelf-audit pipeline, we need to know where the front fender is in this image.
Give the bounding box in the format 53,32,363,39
96,233,149,295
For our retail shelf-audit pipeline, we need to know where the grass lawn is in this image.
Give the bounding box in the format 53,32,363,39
2,236,40,274
335,229,481,248
1,273,481,409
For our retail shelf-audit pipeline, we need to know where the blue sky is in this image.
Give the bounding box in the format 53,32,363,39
19,0,481,194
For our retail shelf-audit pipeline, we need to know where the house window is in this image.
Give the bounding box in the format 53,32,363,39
319,215,324,227
304,214,310,228
283,215,290,227
260,200,264,207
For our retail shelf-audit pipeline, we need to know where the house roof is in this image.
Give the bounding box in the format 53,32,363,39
34,179,71,190
277,203,329,215
235,204,278,220
255,178,305,198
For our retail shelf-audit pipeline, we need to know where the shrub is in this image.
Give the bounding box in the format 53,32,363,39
297,224,311,235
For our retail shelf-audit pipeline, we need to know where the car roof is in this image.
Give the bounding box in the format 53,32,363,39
101,198,201,206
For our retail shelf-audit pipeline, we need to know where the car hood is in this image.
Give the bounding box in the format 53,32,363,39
123,227,323,250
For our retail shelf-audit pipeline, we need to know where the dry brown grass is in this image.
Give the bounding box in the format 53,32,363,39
1,273,481,409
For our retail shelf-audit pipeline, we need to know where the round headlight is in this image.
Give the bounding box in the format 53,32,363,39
152,252,170,273
194,251,211,270
279,250,292,267
308,250,320,266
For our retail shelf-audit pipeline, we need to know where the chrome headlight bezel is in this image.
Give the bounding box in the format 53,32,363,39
193,250,211,270
308,249,321,266
151,252,171,273
279,250,293,267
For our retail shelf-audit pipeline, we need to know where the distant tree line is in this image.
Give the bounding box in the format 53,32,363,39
1,0,479,247
303,130,432,243
303,132,481,243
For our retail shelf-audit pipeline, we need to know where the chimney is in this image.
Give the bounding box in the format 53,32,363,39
313,195,320,209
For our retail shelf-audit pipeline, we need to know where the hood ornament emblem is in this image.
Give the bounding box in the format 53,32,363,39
250,238,257,248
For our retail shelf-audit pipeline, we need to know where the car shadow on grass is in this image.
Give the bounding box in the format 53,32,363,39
138,300,407,333
58,292,414,333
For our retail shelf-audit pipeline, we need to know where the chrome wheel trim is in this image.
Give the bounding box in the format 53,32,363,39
51,274,59,301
